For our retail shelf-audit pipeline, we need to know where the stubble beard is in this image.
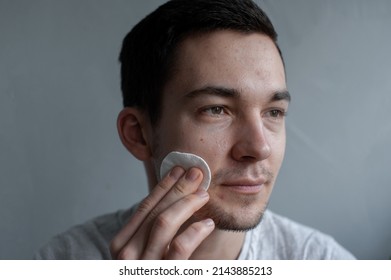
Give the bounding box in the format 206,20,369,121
193,167,275,232
193,182,271,232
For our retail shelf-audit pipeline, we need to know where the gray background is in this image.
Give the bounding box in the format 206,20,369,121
1,0,390,260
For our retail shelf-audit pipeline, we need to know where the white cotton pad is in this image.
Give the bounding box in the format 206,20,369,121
160,151,211,190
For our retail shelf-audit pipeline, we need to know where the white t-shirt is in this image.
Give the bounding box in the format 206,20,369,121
238,210,354,259
35,206,355,260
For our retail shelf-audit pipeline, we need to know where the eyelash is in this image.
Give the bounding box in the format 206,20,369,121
265,109,287,119
201,105,226,116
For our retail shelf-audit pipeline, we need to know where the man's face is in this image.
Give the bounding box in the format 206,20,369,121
150,30,289,231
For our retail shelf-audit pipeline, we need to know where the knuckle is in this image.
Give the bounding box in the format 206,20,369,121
109,240,121,257
156,179,171,192
181,195,195,205
173,181,187,196
110,240,141,260
188,221,211,236
170,239,188,257
116,248,133,260
136,197,154,215
190,223,202,233
154,213,172,230
147,204,164,221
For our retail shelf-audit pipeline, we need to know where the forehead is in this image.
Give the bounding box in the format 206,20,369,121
163,30,286,102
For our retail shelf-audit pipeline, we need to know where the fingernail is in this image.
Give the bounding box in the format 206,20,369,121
202,218,215,227
169,166,185,180
186,168,200,181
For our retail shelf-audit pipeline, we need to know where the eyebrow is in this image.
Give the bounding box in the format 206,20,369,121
185,86,239,99
271,90,291,103
185,86,291,103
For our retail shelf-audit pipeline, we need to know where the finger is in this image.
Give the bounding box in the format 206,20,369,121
166,218,215,260
110,166,185,258
143,167,204,225
141,189,210,259
123,168,204,259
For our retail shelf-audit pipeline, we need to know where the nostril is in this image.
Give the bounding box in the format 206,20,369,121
240,155,257,161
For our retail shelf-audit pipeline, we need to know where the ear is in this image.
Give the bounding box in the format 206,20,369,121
117,107,152,161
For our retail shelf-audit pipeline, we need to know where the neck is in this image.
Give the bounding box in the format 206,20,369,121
189,228,246,260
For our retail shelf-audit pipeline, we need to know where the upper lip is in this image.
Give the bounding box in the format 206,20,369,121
221,178,266,186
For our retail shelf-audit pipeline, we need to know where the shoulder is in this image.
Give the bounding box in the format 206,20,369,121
34,208,134,260
242,210,355,259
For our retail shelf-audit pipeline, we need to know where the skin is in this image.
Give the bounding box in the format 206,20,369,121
113,30,289,259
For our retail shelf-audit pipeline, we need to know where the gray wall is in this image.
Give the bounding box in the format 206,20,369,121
1,0,390,260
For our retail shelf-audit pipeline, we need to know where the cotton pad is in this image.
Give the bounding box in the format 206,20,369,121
160,151,211,190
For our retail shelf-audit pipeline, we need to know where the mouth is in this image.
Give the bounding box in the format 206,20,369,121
221,179,266,194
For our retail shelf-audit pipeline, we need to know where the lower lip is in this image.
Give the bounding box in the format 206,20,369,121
223,184,264,194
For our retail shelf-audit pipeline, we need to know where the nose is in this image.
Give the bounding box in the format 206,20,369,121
231,117,271,162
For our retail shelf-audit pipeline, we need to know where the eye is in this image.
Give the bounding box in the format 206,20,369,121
202,106,226,116
265,109,287,120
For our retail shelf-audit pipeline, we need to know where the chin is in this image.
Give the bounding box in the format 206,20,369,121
194,196,268,232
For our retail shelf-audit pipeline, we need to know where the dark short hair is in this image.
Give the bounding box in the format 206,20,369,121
119,0,281,125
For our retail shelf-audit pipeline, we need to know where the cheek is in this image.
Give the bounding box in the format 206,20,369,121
197,131,232,180
269,132,286,169
158,117,233,166
198,129,230,153
161,126,214,153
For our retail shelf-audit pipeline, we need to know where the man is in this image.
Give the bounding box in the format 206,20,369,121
36,0,354,259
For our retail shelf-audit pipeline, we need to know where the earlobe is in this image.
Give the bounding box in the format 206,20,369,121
117,108,152,160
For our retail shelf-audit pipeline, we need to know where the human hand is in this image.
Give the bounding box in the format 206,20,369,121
110,166,215,259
